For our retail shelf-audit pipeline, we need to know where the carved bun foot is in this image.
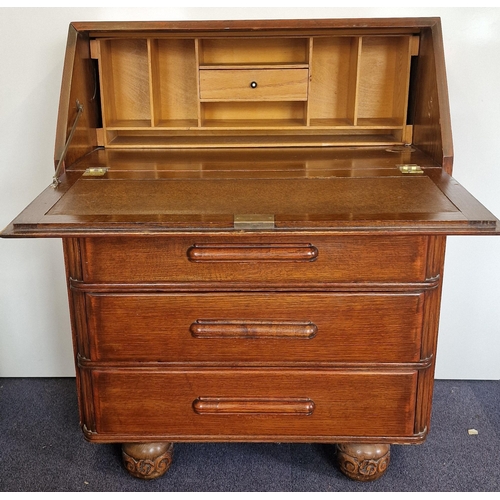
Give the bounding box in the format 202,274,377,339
336,443,390,482
122,442,173,479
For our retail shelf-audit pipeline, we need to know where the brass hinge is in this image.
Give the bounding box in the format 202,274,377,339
398,164,423,174
234,214,275,230
83,167,108,177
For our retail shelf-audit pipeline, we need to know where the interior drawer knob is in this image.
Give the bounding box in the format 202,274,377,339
250,81,258,88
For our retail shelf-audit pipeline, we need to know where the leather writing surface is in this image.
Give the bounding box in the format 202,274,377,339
48,176,459,217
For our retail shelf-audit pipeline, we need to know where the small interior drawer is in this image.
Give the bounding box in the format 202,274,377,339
199,68,309,101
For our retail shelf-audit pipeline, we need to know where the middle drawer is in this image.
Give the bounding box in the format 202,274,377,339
84,292,425,363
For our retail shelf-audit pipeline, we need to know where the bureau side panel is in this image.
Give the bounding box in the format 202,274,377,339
55,27,99,170
412,24,453,174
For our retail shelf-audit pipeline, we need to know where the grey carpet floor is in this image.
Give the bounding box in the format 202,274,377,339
0,378,498,492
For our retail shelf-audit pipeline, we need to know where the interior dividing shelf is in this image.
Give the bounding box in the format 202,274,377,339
95,33,418,148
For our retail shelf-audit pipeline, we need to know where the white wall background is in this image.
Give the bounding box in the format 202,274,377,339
1,6,499,379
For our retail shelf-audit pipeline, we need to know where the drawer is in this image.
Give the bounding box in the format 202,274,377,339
80,235,430,285
90,369,418,439
199,68,309,101
85,292,425,363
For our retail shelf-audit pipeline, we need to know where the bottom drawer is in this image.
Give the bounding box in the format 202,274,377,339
90,369,418,440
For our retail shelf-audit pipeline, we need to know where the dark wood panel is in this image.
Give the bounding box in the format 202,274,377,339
72,18,437,35
64,146,443,173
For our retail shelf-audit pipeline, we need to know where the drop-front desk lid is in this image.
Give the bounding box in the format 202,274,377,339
2,147,499,237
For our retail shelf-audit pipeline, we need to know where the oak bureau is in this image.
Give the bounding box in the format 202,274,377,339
2,18,499,482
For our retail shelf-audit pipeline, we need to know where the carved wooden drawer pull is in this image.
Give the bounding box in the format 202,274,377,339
187,243,318,262
193,397,315,415
190,320,317,339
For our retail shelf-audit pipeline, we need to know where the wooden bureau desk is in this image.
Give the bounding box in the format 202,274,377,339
2,18,499,482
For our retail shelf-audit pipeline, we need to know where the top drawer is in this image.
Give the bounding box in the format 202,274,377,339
80,235,430,285
199,68,309,101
